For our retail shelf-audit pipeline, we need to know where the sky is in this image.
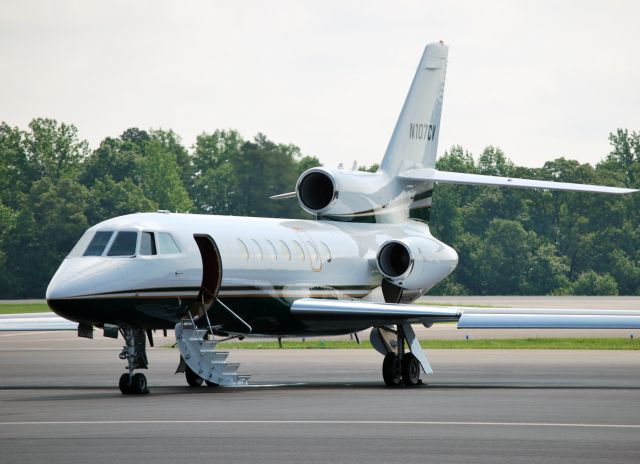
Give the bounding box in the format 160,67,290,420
1,0,639,169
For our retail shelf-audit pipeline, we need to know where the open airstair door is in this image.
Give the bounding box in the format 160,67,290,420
191,234,222,318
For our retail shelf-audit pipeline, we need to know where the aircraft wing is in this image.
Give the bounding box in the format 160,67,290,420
291,298,640,329
0,312,77,331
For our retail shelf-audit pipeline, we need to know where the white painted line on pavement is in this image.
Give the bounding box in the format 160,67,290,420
0,420,638,429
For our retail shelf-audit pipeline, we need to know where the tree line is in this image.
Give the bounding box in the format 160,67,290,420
0,118,638,298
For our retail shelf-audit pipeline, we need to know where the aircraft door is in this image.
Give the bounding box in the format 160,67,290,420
191,234,223,316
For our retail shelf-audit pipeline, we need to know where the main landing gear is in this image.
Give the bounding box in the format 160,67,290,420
373,324,432,387
382,352,421,386
118,326,150,394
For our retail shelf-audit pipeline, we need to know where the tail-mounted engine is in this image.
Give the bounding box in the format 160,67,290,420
376,236,458,295
295,167,392,220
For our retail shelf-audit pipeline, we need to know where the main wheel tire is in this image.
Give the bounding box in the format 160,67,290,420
119,373,132,394
401,353,421,386
382,353,402,386
131,373,149,394
185,365,204,387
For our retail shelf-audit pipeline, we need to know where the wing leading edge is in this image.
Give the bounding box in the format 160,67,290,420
291,298,640,329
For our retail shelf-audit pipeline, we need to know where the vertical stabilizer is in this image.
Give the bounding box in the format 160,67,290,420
379,42,448,176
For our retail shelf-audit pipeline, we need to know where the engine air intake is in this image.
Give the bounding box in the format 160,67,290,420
377,241,411,278
297,170,335,212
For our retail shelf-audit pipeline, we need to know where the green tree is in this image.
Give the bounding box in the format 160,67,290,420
86,177,157,225
601,129,640,187
0,123,30,208
522,243,570,294
477,146,513,176
4,178,89,297
22,118,89,182
0,202,17,295
136,140,193,212
191,130,245,214
608,249,640,295
468,219,534,294
191,131,319,218
560,271,619,296
150,129,192,190
80,136,141,185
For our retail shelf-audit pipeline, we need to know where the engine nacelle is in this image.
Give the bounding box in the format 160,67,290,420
376,236,458,291
295,167,388,218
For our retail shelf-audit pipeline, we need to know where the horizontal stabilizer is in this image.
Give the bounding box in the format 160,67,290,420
269,192,296,200
0,312,77,331
400,168,638,195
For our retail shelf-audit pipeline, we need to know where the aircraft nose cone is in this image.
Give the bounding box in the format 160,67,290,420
46,272,94,300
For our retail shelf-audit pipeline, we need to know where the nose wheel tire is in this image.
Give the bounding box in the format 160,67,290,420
119,373,149,394
401,353,421,386
382,353,402,386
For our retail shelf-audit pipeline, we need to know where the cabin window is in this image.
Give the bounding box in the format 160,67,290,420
319,241,332,262
306,241,319,263
83,231,114,256
107,231,138,256
157,232,181,254
251,239,263,260
291,240,305,261
278,240,291,261
238,239,249,260
265,240,277,260
140,232,157,256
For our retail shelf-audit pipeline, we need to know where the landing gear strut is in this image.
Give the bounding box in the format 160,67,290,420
118,327,149,394
377,324,428,387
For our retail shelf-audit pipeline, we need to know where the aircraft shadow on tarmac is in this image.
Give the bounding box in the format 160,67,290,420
4,381,640,402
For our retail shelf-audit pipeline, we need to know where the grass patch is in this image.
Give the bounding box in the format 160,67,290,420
0,303,51,314
417,301,501,308
207,337,640,350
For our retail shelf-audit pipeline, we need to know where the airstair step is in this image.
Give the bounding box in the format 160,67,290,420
205,352,229,362
175,321,249,387
200,347,223,354
223,363,240,374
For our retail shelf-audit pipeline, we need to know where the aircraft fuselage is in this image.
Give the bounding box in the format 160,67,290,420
46,212,458,336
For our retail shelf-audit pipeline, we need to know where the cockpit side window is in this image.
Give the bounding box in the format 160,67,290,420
83,231,114,256
67,230,95,257
157,232,181,254
107,231,138,256
140,232,157,256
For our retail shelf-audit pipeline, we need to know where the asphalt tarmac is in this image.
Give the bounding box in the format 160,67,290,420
1,331,639,463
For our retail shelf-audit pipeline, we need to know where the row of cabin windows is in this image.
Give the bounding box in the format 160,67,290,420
237,238,332,263
80,230,180,257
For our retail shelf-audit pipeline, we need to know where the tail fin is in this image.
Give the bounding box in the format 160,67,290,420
379,42,448,176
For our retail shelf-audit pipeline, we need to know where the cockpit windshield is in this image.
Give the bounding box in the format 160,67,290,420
83,231,114,256
67,229,181,258
107,231,138,256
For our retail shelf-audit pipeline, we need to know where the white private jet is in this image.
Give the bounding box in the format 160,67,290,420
4,42,640,394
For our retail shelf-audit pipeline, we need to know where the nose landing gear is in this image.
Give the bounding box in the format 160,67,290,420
118,327,149,394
